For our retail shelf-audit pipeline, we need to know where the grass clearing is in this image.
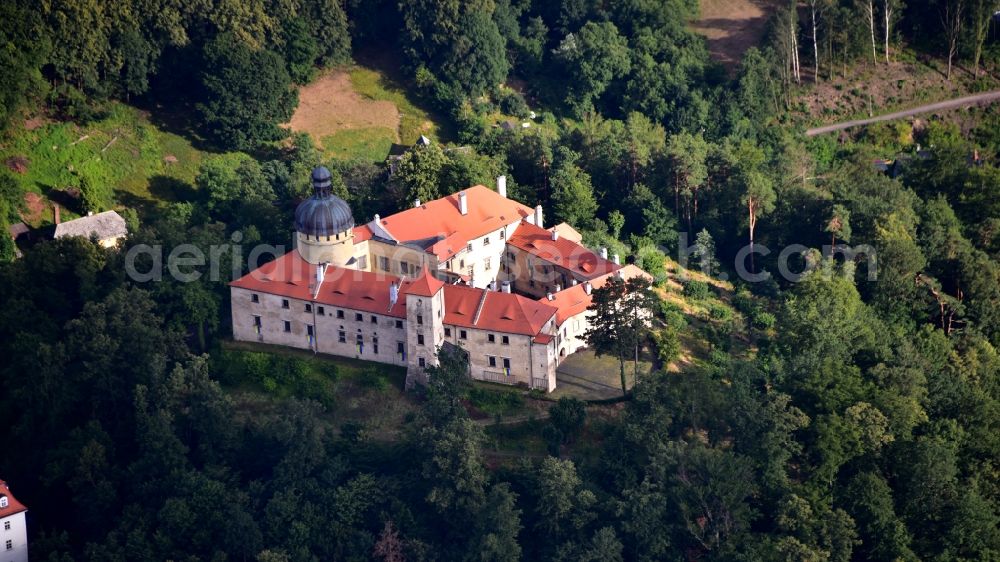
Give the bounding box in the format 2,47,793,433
691,0,773,71
320,127,396,162
286,65,451,161
348,67,450,145
1,103,214,225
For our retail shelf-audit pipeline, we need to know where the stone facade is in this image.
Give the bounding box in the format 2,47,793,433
229,168,646,393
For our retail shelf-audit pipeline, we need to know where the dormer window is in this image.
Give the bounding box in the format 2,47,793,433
0,495,7,508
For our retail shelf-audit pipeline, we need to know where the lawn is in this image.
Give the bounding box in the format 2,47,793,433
320,127,396,162
1,103,217,225
348,66,451,145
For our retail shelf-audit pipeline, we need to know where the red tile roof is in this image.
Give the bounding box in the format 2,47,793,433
404,266,445,297
230,250,410,317
442,284,556,336
0,480,27,518
375,185,533,260
353,224,373,242
508,222,619,279
542,264,653,325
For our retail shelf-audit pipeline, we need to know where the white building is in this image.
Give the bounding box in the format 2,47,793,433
0,479,28,562
230,167,649,391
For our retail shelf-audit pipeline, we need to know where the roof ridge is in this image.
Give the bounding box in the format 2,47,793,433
472,289,489,326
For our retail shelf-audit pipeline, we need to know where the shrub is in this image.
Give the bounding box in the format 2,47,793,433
358,367,389,391
707,301,732,321
731,289,755,316
468,387,524,414
751,310,776,330
549,397,586,441
653,327,681,365
497,88,530,119
683,279,711,300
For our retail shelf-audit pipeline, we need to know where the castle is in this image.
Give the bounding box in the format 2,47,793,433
230,167,648,391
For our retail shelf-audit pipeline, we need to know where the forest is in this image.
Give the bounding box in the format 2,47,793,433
0,0,999,560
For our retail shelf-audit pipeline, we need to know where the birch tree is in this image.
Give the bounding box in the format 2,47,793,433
857,0,878,66
968,0,999,76
883,0,903,63
808,0,829,81
940,0,964,79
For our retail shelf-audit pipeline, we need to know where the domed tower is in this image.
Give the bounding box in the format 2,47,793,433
295,166,356,266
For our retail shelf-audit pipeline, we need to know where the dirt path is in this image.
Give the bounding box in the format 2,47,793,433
805,89,1000,136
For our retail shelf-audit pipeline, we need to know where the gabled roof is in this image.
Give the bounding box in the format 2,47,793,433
372,185,533,260
443,284,556,336
543,264,653,325
230,250,411,317
53,210,127,241
550,222,583,243
0,479,27,518
508,221,619,279
404,267,445,297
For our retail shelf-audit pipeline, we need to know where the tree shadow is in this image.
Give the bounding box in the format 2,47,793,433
148,175,198,202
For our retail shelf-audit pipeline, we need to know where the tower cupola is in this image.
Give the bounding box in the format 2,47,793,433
295,166,357,266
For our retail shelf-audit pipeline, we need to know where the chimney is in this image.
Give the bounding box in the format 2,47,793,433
87,211,93,217
546,292,554,301
551,229,559,241
374,213,380,223
600,247,608,259
53,203,60,225
571,279,578,286
612,254,620,265
501,280,511,293
388,282,399,309
414,199,421,208
497,175,507,198
554,283,562,292
458,191,468,215
534,205,543,228
584,282,592,295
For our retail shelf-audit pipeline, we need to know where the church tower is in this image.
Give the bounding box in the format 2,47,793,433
294,166,356,266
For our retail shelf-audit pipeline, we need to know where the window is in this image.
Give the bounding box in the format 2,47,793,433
417,334,425,345
488,356,497,367
484,236,490,246
488,334,496,343
6,539,11,550
358,255,368,270
305,303,312,313
355,313,363,321
379,256,390,271
418,357,426,368
373,341,379,354
337,309,345,319
460,259,465,269
417,314,423,325
502,335,509,345
500,230,505,240
251,293,259,303
338,330,346,343
371,315,378,324
3,521,8,530
307,325,314,336
0,497,6,509
395,320,404,329
502,358,511,370
356,334,363,344
318,306,325,315
253,316,261,328
400,261,410,275
283,321,291,333
281,299,289,309
467,243,473,252
484,257,491,271
460,330,468,340
445,327,452,337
